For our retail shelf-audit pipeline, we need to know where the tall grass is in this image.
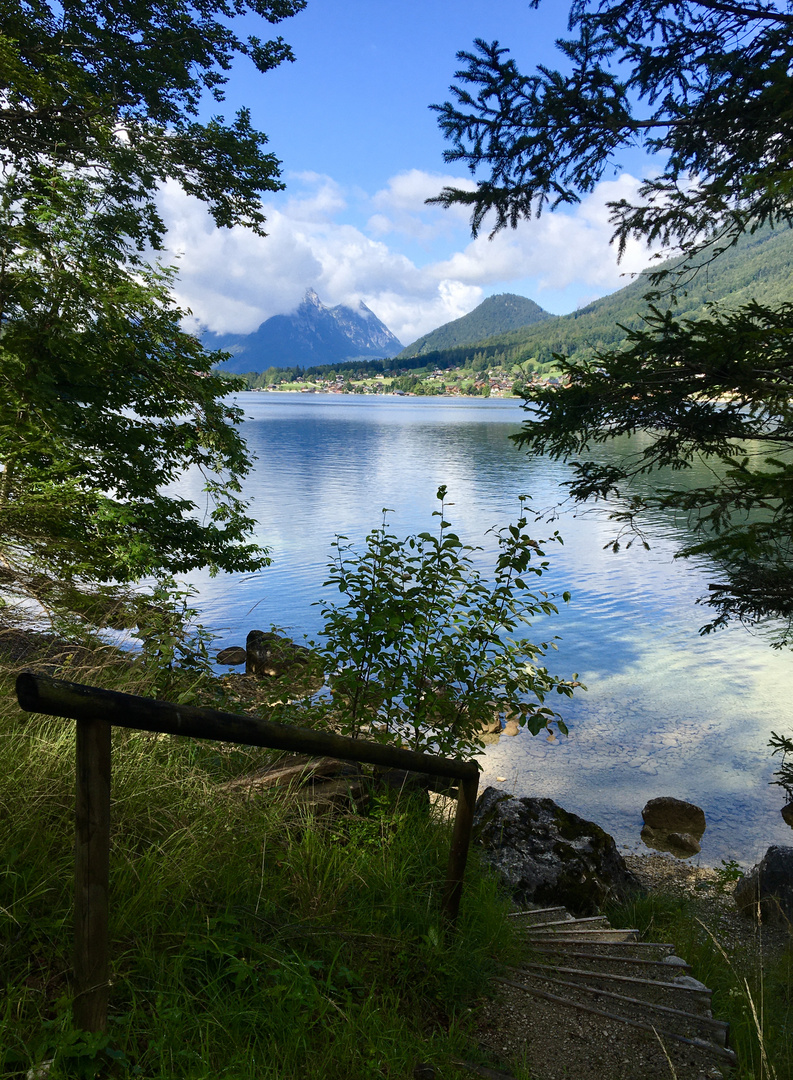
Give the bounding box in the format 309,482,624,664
605,890,793,1080
0,645,514,1079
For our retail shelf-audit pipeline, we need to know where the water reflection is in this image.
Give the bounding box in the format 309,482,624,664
176,393,793,865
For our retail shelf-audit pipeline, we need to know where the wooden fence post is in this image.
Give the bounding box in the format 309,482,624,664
73,716,111,1033
441,771,480,926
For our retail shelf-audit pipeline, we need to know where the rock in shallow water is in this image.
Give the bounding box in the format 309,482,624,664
246,629,311,678
642,796,706,836
640,825,702,859
640,796,705,859
472,787,642,915
216,646,247,665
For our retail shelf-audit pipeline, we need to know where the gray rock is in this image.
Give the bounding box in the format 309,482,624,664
781,803,793,829
667,831,702,856
216,645,247,665
642,796,706,836
472,787,642,916
673,974,710,993
661,955,688,967
734,845,793,926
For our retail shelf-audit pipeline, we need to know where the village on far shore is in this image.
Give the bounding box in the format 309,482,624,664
241,363,566,398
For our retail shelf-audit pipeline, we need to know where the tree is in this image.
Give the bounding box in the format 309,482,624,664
431,1,793,645
0,0,303,615
2,0,305,244
0,172,263,608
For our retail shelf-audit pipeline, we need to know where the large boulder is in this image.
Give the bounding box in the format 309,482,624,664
734,845,793,926
472,788,642,915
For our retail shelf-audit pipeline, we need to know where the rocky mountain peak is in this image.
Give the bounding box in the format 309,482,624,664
207,289,404,373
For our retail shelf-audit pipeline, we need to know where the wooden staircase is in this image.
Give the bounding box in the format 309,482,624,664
469,905,736,1080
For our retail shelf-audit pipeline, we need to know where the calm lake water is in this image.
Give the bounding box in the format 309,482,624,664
177,392,793,866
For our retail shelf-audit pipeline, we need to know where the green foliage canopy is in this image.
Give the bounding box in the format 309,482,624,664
433,1,793,644
0,173,263,601
431,0,793,254
2,0,305,243
0,0,304,610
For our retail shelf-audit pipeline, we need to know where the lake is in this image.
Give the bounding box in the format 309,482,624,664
177,392,793,866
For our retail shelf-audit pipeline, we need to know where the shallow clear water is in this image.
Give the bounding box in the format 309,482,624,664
177,392,793,866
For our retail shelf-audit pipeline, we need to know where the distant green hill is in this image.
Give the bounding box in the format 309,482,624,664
407,226,793,372
399,293,552,358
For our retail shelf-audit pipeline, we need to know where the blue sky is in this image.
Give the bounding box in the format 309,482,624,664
163,1,661,346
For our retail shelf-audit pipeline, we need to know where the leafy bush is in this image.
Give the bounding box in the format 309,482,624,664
318,486,579,756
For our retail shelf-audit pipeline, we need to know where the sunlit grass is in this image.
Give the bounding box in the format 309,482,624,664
0,638,513,1079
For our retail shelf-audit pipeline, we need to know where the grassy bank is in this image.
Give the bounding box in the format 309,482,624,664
0,640,515,1080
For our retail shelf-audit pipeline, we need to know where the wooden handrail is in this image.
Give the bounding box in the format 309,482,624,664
16,671,480,780
16,670,480,1034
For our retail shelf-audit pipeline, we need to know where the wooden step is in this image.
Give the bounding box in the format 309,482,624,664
518,914,611,932
527,945,692,979
526,938,676,960
501,971,728,1044
494,977,737,1067
507,905,569,923
522,926,641,943
511,963,713,1014
484,903,736,1078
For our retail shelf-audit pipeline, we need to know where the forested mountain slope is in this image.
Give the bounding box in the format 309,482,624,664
409,226,793,371
399,293,551,358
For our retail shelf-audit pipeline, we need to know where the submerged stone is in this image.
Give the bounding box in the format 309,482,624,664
640,825,701,858
216,645,247,665
246,629,311,678
642,796,706,836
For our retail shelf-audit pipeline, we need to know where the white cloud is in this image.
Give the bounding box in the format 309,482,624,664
160,169,659,344
430,175,660,294
367,169,476,241
283,172,348,222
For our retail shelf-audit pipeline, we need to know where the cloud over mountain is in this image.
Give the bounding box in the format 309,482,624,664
160,169,660,345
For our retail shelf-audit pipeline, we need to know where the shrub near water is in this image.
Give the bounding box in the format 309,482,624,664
0,680,513,1079
318,485,579,756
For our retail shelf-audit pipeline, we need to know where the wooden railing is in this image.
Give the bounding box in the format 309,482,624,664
15,671,481,1034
